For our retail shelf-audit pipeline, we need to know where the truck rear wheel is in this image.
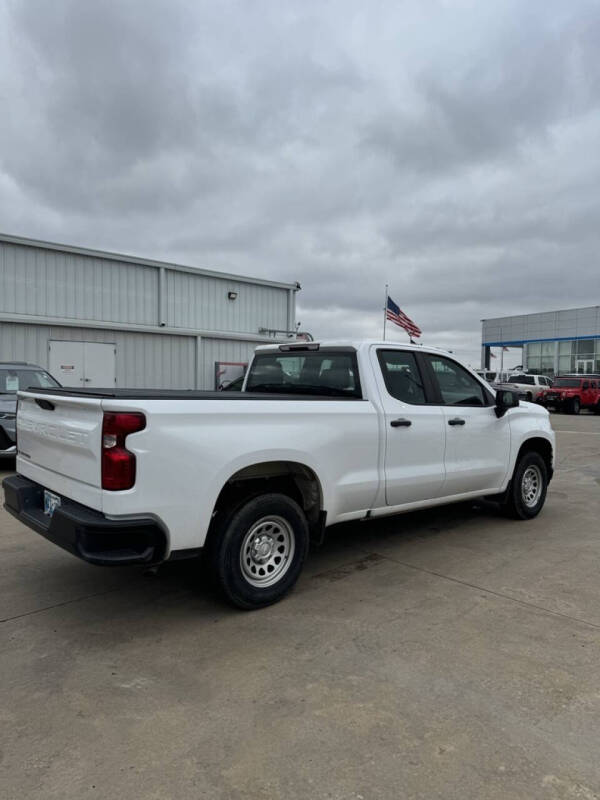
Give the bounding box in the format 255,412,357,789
210,493,309,609
501,451,548,520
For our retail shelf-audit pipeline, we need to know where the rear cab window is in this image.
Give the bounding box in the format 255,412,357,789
508,375,535,385
245,348,362,398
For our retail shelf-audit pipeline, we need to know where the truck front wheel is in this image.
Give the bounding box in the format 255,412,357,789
501,451,548,520
569,397,580,415
211,493,310,609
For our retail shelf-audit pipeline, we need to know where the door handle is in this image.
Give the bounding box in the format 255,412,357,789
390,418,412,427
448,417,465,426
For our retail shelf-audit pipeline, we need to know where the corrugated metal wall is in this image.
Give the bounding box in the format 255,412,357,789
0,322,267,389
0,237,294,389
0,322,196,389
165,271,288,333
0,242,158,325
0,239,291,335
199,338,260,390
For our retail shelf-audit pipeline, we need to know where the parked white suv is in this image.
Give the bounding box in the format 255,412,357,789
4,341,555,609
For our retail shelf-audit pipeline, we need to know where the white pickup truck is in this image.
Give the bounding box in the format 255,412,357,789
494,373,553,402
3,341,555,609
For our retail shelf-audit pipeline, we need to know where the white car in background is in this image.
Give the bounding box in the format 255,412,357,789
495,374,552,402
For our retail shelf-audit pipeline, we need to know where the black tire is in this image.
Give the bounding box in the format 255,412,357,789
501,451,548,520
570,397,580,415
594,402,600,415
526,392,533,402
209,493,309,609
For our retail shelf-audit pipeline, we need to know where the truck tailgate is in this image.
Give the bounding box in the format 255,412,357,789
16,391,104,506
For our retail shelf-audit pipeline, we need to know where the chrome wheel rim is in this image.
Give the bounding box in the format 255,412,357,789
521,465,542,508
240,516,295,588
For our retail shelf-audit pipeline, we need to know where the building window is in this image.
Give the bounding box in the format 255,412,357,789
525,343,541,373
525,341,558,376
576,339,594,356
558,355,572,373
541,342,554,356
540,357,555,375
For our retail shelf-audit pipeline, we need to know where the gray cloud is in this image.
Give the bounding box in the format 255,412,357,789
362,7,600,176
1,0,600,367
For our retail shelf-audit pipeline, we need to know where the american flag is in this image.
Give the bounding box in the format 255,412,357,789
386,296,422,338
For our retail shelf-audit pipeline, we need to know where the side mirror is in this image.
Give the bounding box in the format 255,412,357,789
495,389,519,418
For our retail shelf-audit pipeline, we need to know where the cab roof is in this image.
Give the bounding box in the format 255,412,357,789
254,340,453,357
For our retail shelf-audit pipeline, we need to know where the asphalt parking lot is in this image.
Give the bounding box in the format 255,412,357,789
1,412,600,800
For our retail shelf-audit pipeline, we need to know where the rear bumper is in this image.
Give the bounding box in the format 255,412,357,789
2,474,166,566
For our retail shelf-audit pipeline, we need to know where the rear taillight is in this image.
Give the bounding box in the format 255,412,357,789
101,412,146,490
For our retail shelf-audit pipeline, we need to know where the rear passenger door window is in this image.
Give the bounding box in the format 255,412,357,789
377,350,427,404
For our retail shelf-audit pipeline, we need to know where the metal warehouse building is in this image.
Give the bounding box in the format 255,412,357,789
0,233,299,389
481,305,600,376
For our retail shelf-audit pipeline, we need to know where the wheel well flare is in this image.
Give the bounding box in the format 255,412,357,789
518,437,553,479
212,461,323,526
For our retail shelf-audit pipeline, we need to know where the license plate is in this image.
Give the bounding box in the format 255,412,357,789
44,490,61,517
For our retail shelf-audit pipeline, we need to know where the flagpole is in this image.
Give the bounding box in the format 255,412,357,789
383,284,388,340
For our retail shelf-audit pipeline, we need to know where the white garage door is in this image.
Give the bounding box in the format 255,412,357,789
49,341,116,388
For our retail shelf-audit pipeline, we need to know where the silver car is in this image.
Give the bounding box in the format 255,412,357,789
0,362,61,460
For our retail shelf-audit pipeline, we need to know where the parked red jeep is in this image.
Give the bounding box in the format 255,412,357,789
540,376,600,414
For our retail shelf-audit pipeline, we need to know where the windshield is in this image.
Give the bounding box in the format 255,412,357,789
0,368,60,394
246,351,361,397
553,378,581,388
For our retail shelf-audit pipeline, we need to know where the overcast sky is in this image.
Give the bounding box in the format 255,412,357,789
1,0,599,366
